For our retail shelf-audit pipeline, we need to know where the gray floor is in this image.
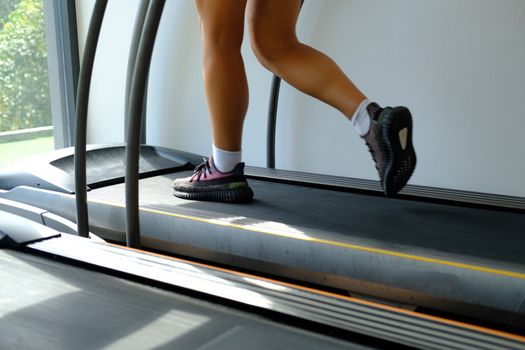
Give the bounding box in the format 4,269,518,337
0,249,379,350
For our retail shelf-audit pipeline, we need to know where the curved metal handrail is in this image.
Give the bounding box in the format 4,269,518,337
74,0,108,238
125,0,167,248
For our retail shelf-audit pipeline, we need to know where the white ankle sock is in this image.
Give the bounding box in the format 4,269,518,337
351,98,372,136
212,145,242,173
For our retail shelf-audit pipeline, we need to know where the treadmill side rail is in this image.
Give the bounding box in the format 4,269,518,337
27,235,525,350
0,211,61,248
0,145,193,193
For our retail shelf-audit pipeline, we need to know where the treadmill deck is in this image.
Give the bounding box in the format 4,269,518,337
91,172,525,269
2,171,525,328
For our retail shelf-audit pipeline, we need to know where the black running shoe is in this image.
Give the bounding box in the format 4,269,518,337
363,103,416,196
171,157,254,203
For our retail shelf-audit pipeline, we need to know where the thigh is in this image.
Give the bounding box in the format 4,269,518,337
195,0,247,45
247,0,302,44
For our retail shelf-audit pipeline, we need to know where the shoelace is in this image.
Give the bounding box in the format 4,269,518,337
190,158,212,182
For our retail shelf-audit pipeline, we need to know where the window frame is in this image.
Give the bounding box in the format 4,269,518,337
43,0,79,149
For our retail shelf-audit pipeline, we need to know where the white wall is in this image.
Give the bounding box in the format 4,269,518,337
77,0,525,197
76,0,138,143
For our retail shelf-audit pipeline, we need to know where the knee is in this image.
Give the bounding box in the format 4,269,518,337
249,22,298,71
202,26,243,54
200,26,243,71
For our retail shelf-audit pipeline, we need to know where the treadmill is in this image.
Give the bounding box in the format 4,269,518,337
1,0,525,340
6,202,525,350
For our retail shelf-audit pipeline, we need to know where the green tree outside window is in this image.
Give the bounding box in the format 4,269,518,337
0,0,51,132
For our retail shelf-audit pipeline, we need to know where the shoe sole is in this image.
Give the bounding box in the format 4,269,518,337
174,186,254,204
381,107,417,196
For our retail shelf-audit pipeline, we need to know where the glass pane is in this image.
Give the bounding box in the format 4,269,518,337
0,0,54,170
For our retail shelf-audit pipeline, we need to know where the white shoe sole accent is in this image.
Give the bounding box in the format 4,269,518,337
398,128,408,150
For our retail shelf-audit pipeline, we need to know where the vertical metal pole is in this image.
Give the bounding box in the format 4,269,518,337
125,0,166,248
266,76,281,169
74,0,108,238
125,0,149,143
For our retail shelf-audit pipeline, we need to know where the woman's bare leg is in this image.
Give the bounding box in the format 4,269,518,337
247,0,366,120
247,0,416,196
195,0,248,152
172,0,253,204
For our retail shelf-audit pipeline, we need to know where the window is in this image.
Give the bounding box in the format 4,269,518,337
0,0,53,170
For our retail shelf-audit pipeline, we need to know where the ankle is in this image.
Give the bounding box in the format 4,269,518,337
351,99,372,136
212,145,242,173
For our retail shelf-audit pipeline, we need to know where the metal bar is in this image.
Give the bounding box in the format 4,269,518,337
124,0,149,143
125,0,166,248
266,75,280,169
141,70,149,144
74,0,108,238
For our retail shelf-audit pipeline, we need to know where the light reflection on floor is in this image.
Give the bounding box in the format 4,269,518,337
102,310,210,349
0,251,80,317
207,215,313,241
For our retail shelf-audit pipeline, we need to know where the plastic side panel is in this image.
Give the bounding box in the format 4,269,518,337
0,211,61,248
0,145,197,193
42,212,78,235
0,167,73,193
0,198,46,224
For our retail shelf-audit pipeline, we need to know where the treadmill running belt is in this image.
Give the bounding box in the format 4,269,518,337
90,172,525,269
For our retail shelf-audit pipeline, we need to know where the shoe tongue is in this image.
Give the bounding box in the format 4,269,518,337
232,162,245,173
